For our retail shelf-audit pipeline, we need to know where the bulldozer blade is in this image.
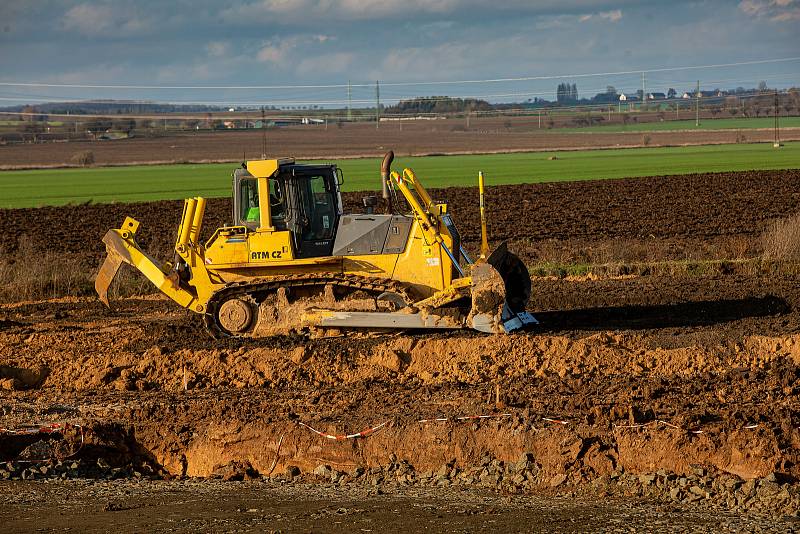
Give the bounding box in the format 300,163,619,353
95,230,131,307
95,251,123,307
486,241,531,313
469,242,537,333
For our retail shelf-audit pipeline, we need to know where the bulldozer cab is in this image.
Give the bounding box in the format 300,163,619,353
233,164,341,258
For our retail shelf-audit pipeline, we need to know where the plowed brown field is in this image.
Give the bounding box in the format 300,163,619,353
2,119,799,168
1,169,799,526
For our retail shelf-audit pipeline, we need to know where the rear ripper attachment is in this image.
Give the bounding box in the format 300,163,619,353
95,151,536,337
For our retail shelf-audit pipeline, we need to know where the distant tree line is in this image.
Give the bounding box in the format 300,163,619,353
384,96,493,114
0,101,228,114
556,83,578,104
5,83,798,138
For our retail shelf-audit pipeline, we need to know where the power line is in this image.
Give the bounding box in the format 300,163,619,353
0,91,786,122
0,57,798,91
1,73,797,108
395,57,800,87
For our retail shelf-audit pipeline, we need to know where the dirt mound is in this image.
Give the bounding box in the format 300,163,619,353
1,297,798,394
6,326,799,392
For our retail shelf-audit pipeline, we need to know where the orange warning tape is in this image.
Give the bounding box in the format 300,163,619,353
612,420,763,435
298,421,389,441
417,413,512,423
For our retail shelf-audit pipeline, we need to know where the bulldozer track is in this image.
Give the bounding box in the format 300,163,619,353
203,273,420,339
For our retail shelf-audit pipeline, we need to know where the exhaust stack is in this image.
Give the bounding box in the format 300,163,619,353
381,150,394,212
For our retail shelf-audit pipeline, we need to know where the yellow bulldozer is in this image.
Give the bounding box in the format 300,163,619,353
95,152,536,337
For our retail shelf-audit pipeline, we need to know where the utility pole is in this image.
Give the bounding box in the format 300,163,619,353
347,80,352,122
642,72,646,111
260,107,267,158
774,90,781,147
375,80,380,129
538,110,541,128
695,80,700,127
466,111,470,129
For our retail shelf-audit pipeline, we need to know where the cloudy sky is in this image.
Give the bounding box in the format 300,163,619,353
0,0,798,107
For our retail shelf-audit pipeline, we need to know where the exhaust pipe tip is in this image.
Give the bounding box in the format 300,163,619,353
381,150,394,207
381,150,394,179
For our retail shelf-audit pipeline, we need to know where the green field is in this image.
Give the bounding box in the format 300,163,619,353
554,116,800,133
1,142,798,208
0,120,64,127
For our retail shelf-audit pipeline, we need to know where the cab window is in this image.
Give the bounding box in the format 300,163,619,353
269,178,286,227
239,178,259,225
238,177,286,229
302,175,335,240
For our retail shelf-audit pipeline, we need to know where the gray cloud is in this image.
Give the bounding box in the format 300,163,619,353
219,0,642,23
739,0,800,20
0,0,797,106
61,3,153,37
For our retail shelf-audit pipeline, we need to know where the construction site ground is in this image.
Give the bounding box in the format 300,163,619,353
1,169,800,531
1,480,791,532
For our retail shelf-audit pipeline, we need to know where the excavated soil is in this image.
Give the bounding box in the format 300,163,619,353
1,170,800,525
1,272,798,483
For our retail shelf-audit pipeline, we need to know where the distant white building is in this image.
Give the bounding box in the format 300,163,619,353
619,93,628,101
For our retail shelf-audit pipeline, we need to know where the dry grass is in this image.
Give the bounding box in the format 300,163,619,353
520,233,766,280
70,150,94,167
762,213,800,261
0,239,168,304
0,241,95,302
